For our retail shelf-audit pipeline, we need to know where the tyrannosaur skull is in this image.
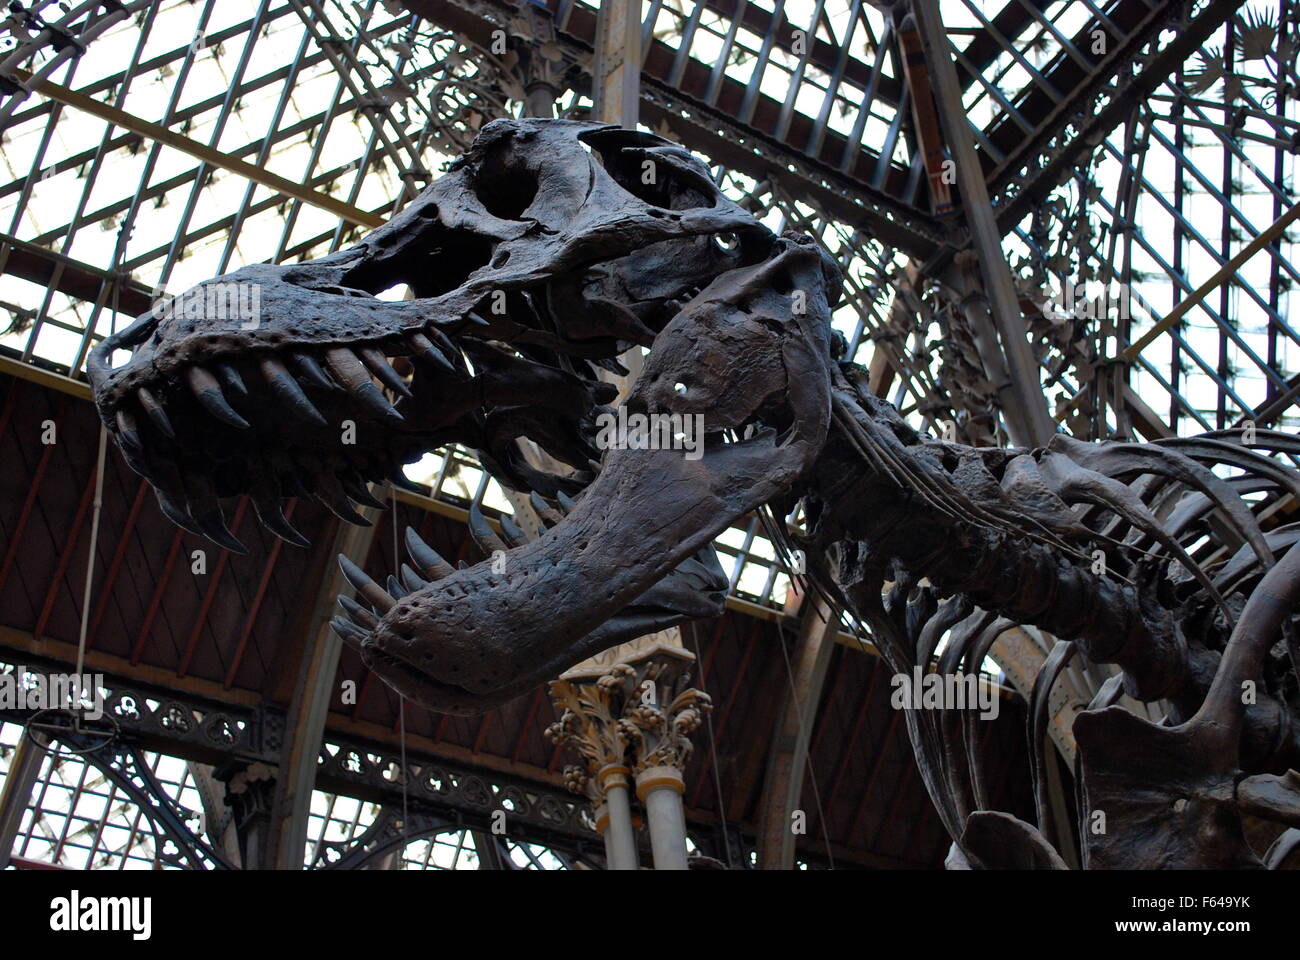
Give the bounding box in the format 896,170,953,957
88,118,842,712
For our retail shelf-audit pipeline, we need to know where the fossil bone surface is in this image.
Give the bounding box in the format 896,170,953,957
89,119,1300,869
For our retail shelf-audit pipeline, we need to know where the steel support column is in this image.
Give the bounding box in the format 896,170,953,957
908,3,1055,447
756,595,838,869
266,506,380,869
0,730,48,869
592,0,641,127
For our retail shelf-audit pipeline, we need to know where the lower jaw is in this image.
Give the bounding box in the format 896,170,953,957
385,463,731,683
365,598,700,715
362,647,489,714
362,427,793,713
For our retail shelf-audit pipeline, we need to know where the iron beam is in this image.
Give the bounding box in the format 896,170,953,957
592,0,640,127
0,730,47,869
265,509,380,868
909,3,1055,447
16,70,383,229
755,595,837,869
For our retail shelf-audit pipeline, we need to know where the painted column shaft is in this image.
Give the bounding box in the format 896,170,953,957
600,765,639,870
637,766,688,870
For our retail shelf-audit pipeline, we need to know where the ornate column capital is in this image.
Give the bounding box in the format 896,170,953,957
547,643,710,871
549,642,713,779
545,664,637,801
620,676,712,776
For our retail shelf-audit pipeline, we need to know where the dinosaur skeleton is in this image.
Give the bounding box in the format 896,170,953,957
88,119,1300,869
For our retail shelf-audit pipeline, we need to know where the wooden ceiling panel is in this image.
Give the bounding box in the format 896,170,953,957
0,370,1037,867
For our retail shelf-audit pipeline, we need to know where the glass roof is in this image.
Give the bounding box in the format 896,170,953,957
4,0,1295,429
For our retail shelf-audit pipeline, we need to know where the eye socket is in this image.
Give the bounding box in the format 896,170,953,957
578,129,718,210
673,382,688,396
713,232,739,252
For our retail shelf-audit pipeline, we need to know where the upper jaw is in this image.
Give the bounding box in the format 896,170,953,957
85,121,768,550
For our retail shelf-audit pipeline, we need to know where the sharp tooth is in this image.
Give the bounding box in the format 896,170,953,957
498,513,527,548
121,451,150,480
197,514,248,555
251,496,310,548
468,500,507,554
340,473,386,509
529,491,564,529
168,492,247,553
386,574,407,599
556,490,578,514
260,357,328,427
317,473,372,527
462,313,491,328
323,347,405,425
185,365,250,429
215,363,248,397
289,352,336,391
115,408,143,454
429,329,463,361
575,435,602,466
400,563,430,592
406,332,457,375
157,493,206,536
329,617,367,650
358,346,413,398
176,470,244,555
337,554,395,613
137,387,175,439
179,478,247,552
405,526,454,581
338,594,379,630
428,332,471,378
